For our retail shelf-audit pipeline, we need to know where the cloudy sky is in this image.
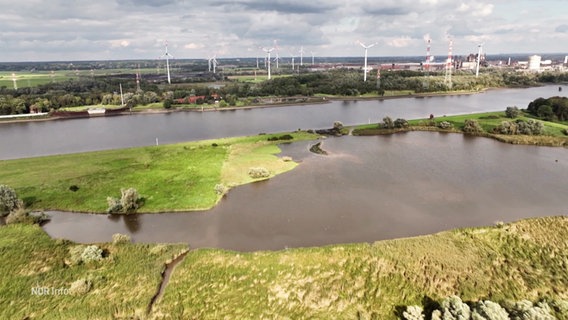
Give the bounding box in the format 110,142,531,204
0,0,566,62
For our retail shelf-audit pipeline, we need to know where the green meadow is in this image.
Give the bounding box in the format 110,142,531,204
0,132,318,213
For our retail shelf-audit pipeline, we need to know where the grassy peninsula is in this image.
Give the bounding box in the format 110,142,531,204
0,132,318,213
1,216,567,319
353,111,568,147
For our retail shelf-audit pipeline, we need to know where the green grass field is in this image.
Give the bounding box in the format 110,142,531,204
0,223,187,319
353,111,568,147
2,216,566,319
0,132,318,213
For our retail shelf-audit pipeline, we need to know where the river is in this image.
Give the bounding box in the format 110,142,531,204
0,85,562,160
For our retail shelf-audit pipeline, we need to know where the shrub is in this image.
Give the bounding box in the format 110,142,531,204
0,184,22,216
495,121,518,135
106,197,122,214
112,233,131,244
505,106,520,118
80,245,104,263
214,183,227,196
69,279,92,295
333,121,344,130
437,121,453,129
282,156,293,162
381,116,394,129
267,134,294,141
516,119,543,135
403,305,425,320
463,119,483,134
508,300,555,320
439,295,471,320
394,118,409,128
69,185,79,192
248,167,270,179
163,98,173,109
472,300,509,320
120,188,140,213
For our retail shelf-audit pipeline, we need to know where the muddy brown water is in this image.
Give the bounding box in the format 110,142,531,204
41,133,568,251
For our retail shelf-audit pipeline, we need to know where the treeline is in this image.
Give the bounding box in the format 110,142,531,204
1,69,567,115
526,96,568,121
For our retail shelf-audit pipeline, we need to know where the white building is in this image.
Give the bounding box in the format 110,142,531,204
528,55,541,71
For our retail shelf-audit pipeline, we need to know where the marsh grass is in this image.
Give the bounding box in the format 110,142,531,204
153,216,568,319
0,224,187,319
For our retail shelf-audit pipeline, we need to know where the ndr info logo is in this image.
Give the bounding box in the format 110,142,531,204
31,285,70,296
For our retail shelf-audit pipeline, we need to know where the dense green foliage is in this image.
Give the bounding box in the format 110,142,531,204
527,96,568,121
0,184,21,216
1,68,567,115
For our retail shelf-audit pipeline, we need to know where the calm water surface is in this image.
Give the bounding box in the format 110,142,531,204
0,85,562,160
42,133,568,251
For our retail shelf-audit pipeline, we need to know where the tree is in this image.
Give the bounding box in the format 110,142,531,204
0,184,22,216
163,98,173,109
505,106,520,118
381,116,394,129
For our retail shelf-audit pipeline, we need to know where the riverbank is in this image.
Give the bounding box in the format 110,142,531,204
352,111,568,147
2,216,567,319
0,131,319,213
0,88,487,125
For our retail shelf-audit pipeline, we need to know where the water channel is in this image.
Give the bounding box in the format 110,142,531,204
2,85,566,251
0,85,562,160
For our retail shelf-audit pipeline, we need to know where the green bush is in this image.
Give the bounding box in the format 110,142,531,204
495,121,518,135
214,184,227,196
472,300,509,320
0,184,22,216
394,118,409,128
106,188,142,214
112,233,131,244
5,207,34,225
515,119,543,135
381,116,394,129
248,167,270,179
80,245,104,263
439,295,471,320
403,305,424,320
69,279,92,295
505,106,520,118
333,121,344,130
463,119,484,134
437,121,453,129
120,188,140,213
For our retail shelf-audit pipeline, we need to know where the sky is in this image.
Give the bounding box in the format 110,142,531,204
0,0,567,62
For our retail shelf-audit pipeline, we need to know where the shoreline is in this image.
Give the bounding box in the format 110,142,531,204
0,89,489,125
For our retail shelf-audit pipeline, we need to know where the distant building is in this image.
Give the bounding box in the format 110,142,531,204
528,55,541,71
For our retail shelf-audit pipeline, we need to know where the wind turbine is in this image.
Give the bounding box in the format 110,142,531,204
160,40,174,84
11,73,17,90
289,53,296,72
311,51,316,65
475,43,484,77
262,46,275,79
299,46,305,66
207,54,218,73
273,40,280,69
358,41,378,82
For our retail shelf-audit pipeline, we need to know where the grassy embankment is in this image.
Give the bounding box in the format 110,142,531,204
153,216,568,319
0,223,188,319
2,216,566,319
353,111,568,147
0,132,318,213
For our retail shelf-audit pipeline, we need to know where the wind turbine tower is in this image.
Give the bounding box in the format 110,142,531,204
290,53,296,72
444,39,453,89
475,43,483,77
160,41,174,84
136,64,141,92
299,46,305,66
11,73,17,90
273,40,280,69
358,41,378,82
311,51,316,65
262,46,275,79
